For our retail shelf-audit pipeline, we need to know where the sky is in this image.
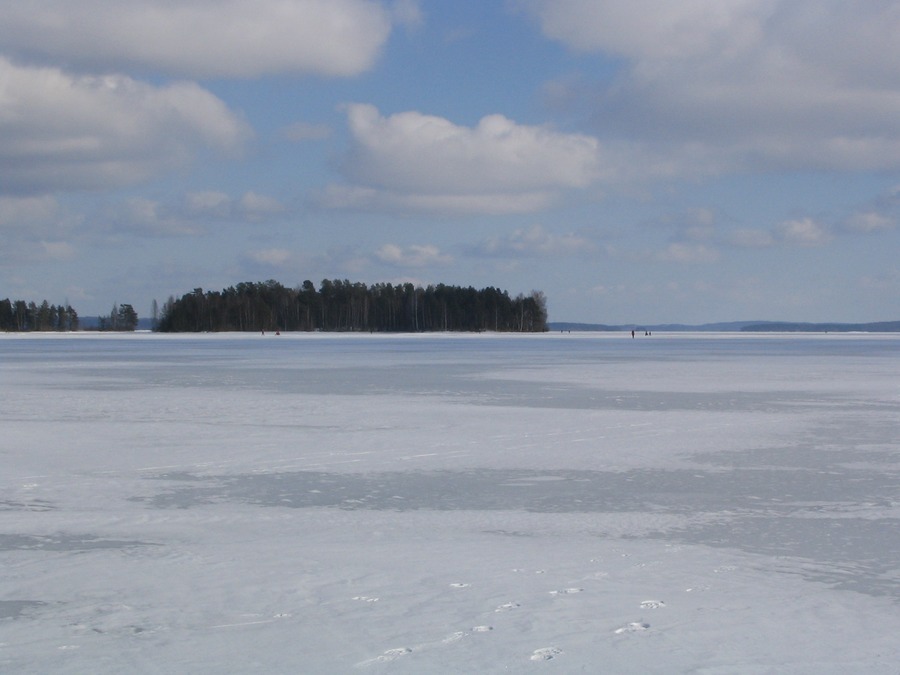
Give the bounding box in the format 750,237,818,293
2,0,900,325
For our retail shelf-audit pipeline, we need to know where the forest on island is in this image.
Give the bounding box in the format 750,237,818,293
158,280,548,333
0,299,141,332
0,299,80,332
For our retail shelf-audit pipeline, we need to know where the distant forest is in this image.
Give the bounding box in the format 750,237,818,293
0,299,79,331
1,299,142,332
158,280,549,333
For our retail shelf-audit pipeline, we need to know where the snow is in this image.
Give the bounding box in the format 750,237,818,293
1,332,899,673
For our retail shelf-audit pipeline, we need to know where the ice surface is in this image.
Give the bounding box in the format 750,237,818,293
1,332,899,673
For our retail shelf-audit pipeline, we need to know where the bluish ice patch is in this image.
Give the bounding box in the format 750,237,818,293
136,459,900,598
0,600,48,620
0,533,159,552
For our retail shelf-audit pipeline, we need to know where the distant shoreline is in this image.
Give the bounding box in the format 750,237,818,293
549,320,900,333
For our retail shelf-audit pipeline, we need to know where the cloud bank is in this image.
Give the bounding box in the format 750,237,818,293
0,0,394,78
520,0,900,173
0,58,249,195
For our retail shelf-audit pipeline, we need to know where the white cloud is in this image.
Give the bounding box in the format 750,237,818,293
841,186,899,234
0,196,59,227
390,0,424,30
112,197,204,236
245,248,294,267
518,0,762,60
185,192,233,218
775,217,831,247
1,237,77,265
317,184,555,215
844,211,896,233
656,242,720,264
475,224,596,257
185,191,287,221
0,0,393,78
0,195,87,265
517,0,900,173
39,240,76,261
326,104,602,215
673,207,718,242
0,58,249,195
106,190,284,237
375,243,452,268
0,198,80,263
239,192,285,220
344,104,600,192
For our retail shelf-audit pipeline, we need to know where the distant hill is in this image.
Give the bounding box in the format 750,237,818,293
549,320,900,333
549,321,771,332
740,321,900,332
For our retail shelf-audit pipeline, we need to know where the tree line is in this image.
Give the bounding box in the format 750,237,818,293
0,299,79,331
1,299,144,332
157,280,548,333
98,303,139,331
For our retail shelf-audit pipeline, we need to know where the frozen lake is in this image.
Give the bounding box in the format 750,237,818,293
2,332,899,673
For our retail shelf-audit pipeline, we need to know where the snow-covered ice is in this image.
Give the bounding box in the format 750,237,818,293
1,332,899,673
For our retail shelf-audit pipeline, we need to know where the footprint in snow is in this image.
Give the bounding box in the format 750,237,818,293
549,588,583,595
614,622,650,634
640,600,665,609
375,647,412,662
530,647,562,661
352,596,379,603
449,582,470,588
495,602,520,612
472,625,493,632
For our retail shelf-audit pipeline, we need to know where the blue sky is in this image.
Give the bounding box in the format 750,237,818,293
2,0,899,324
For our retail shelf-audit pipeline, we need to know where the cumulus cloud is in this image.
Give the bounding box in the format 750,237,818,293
324,104,602,214
0,58,249,195
0,0,393,78
344,104,600,192
775,217,831,247
375,243,452,268
517,0,900,173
